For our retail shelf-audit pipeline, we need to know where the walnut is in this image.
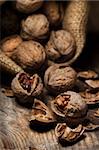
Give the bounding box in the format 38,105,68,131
45,30,76,63
0,35,22,58
11,72,43,104
44,64,77,94
30,99,56,127
42,1,64,26
12,40,46,72
50,91,88,126
55,123,85,143
20,14,49,40
15,0,43,14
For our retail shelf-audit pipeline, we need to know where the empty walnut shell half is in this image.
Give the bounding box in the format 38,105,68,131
12,40,46,72
30,99,56,126
15,0,44,14
11,72,43,104
45,30,76,63
85,79,99,89
21,14,49,40
80,91,99,105
77,70,98,80
50,91,88,126
0,35,23,58
55,123,85,143
44,64,77,94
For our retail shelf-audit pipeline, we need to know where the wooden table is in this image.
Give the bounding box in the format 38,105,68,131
0,90,99,150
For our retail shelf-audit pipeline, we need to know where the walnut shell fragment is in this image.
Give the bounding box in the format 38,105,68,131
85,80,99,89
12,40,46,72
42,1,64,26
50,91,88,126
87,109,99,125
30,99,56,126
80,91,99,105
45,30,76,63
11,72,43,104
55,123,85,143
15,0,43,13
77,70,98,80
1,35,22,58
83,120,99,131
21,14,49,40
44,64,77,94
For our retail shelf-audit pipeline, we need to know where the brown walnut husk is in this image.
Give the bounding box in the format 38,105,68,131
42,1,64,26
12,40,46,72
30,99,56,126
11,72,43,104
55,123,85,143
0,35,22,58
44,64,77,94
45,30,76,63
15,0,44,14
20,14,49,40
50,91,88,126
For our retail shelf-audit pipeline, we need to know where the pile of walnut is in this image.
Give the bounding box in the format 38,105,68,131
0,1,99,145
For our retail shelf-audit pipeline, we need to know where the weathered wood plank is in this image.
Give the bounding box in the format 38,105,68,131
0,90,99,150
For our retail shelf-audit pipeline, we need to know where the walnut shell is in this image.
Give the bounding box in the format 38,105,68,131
12,40,46,72
77,70,99,80
11,72,43,104
45,30,76,63
50,91,88,126
44,64,77,94
42,1,64,26
15,0,43,13
55,123,85,143
20,14,49,40
30,99,56,126
0,35,22,58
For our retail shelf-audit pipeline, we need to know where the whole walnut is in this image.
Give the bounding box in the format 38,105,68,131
15,0,44,14
45,30,76,63
12,40,46,72
44,64,77,94
0,35,22,58
20,14,49,40
11,72,43,104
42,1,64,26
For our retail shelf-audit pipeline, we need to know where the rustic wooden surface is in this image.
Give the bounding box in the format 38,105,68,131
0,90,99,150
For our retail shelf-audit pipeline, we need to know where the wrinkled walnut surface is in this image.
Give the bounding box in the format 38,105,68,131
21,14,49,40
45,30,76,63
44,64,77,94
15,0,43,13
12,40,46,72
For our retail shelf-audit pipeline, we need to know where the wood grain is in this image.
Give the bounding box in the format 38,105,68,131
0,90,99,150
